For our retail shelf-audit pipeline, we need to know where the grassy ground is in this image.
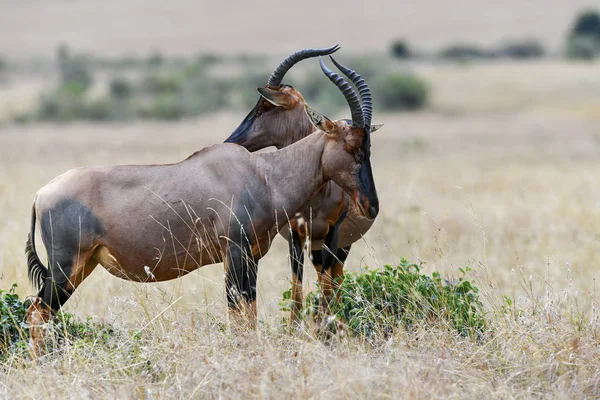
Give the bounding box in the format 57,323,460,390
1,60,600,398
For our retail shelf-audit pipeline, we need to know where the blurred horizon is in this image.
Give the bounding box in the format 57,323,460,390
1,0,598,58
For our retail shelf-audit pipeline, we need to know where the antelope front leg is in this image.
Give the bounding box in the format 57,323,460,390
319,222,343,315
331,245,351,301
224,245,258,329
288,231,305,326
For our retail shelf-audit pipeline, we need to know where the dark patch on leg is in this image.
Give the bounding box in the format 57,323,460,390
39,199,104,311
225,244,258,309
225,190,262,310
336,245,351,263
39,271,74,313
289,231,304,282
311,249,323,268
289,231,304,324
40,199,104,275
321,206,348,273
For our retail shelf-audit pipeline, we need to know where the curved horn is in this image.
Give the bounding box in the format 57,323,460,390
267,44,340,88
329,56,373,129
319,57,364,128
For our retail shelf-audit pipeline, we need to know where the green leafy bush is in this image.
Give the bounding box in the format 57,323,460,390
0,284,130,360
566,10,600,60
36,90,86,122
374,72,429,111
566,36,599,60
570,10,600,41
498,40,545,59
56,44,93,92
147,51,165,67
0,284,28,356
141,72,183,95
109,77,134,98
390,39,412,59
439,43,495,60
281,260,486,340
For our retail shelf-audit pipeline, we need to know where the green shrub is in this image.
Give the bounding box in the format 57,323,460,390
0,284,28,357
566,10,600,60
36,90,86,122
84,98,134,121
373,72,429,111
109,77,134,98
142,94,185,120
390,39,411,59
566,36,599,60
570,10,600,41
439,43,494,60
147,51,165,67
196,52,223,67
141,72,183,95
56,44,93,92
498,40,545,59
281,260,486,340
0,283,131,360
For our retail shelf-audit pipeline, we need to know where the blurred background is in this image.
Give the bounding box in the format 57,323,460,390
0,1,599,319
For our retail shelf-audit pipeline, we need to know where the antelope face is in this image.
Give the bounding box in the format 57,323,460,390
225,45,340,151
306,107,380,220
225,86,311,151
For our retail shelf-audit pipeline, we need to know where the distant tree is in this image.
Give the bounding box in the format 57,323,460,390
438,43,494,60
566,36,598,60
570,10,600,41
390,40,411,59
498,40,545,59
566,10,600,60
374,72,429,111
147,51,164,67
56,44,93,93
109,77,133,98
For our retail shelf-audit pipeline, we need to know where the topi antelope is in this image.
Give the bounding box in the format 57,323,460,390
24,50,379,354
225,52,381,322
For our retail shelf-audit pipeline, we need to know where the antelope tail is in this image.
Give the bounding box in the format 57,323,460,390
25,203,47,291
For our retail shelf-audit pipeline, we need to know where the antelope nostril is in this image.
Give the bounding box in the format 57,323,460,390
368,205,378,219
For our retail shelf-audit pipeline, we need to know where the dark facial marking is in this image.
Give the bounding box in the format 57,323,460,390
224,100,261,144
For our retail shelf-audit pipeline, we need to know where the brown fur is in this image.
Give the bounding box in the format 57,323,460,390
26,108,375,355
228,85,380,322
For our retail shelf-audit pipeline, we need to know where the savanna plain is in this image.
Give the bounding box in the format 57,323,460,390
1,60,599,398
2,2,600,398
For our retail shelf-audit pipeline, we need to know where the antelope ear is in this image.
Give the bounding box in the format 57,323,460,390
257,87,293,109
304,105,335,134
371,123,384,133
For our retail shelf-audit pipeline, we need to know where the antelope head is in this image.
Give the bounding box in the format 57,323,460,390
306,57,380,220
225,45,340,151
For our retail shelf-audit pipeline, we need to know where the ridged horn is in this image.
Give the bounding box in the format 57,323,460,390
329,56,373,129
319,57,364,128
267,44,340,88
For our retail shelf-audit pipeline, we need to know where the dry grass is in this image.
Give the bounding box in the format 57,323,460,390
1,60,600,398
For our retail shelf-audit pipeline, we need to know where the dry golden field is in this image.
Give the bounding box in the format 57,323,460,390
0,58,600,398
2,0,600,396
